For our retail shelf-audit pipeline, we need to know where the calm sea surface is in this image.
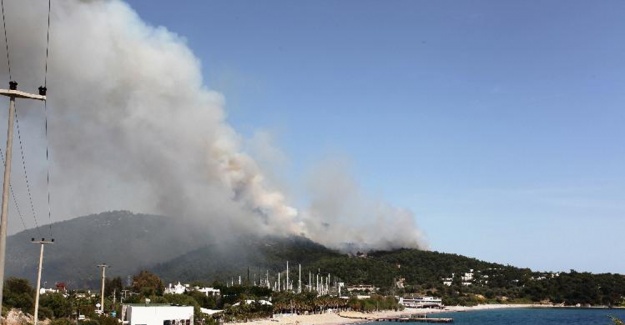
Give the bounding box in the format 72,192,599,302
371,308,625,325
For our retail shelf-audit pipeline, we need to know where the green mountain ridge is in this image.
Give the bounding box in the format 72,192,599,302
7,211,212,287
6,211,625,306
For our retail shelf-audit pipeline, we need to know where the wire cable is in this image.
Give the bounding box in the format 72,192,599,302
43,101,53,238
0,0,55,239
0,146,28,232
44,101,52,237
43,0,54,238
14,105,42,236
0,0,11,81
44,0,51,87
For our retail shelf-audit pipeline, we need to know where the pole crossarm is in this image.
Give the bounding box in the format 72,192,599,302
32,239,54,244
0,89,46,101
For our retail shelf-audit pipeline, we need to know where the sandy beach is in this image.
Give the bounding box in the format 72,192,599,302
228,304,534,325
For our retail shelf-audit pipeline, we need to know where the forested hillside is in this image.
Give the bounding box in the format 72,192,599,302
300,249,625,306
6,211,625,306
6,211,212,287
153,235,342,282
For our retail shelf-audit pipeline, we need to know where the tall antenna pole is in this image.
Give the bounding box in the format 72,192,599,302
97,264,109,314
298,264,301,294
316,273,319,293
0,83,46,310
32,238,54,325
326,274,330,295
286,261,289,292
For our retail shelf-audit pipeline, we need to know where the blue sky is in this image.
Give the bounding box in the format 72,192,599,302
127,0,625,273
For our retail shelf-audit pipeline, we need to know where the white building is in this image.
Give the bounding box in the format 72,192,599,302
461,270,474,286
442,270,475,286
442,273,454,286
399,297,443,308
39,287,59,295
461,270,474,282
164,282,221,297
195,286,220,297
122,304,193,325
164,282,188,295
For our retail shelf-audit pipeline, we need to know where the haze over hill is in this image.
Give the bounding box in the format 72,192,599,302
0,0,426,253
8,212,625,308
7,211,210,287
3,211,493,289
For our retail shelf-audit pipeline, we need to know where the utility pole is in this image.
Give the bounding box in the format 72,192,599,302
121,289,130,303
97,264,109,314
0,83,46,311
286,261,289,292
298,264,302,294
32,238,54,325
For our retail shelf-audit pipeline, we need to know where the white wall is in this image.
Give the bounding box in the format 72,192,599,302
126,305,194,325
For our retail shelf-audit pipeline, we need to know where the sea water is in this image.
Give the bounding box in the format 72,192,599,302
372,308,625,325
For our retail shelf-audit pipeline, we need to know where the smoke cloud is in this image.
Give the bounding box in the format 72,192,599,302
301,158,428,251
0,0,427,251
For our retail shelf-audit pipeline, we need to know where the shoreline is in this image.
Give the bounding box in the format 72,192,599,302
228,303,625,325
227,304,533,325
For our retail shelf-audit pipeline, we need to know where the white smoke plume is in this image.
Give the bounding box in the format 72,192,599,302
300,158,428,251
0,0,427,251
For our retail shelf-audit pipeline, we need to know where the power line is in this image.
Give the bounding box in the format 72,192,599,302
0,0,55,237
0,0,11,81
44,103,51,237
41,0,52,238
0,0,54,315
0,146,27,232
43,0,51,88
14,105,42,235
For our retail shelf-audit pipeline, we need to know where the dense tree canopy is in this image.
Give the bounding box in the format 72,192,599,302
132,270,164,296
2,277,35,314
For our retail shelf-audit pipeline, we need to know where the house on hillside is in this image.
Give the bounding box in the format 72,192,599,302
442,269,476,286
164,281,221,297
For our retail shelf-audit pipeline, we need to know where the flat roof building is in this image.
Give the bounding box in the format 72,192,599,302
122,304,194,325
